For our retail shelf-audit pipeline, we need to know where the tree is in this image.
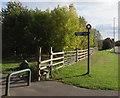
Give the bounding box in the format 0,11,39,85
50,4,80,51
115,40,120,46
102,38,114,50
92,29,103,49
2,1,102,58
28,9,52,53
2,2,35,58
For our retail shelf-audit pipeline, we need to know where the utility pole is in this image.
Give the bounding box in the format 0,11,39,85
113,17,116,52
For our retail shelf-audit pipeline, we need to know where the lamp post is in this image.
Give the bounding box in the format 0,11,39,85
113,17,116,52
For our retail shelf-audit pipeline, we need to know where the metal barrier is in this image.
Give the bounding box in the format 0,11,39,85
5,69,31,96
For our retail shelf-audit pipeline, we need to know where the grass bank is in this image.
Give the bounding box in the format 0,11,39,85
52,50,118,90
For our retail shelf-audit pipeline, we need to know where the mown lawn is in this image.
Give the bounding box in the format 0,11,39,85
52,50,118,90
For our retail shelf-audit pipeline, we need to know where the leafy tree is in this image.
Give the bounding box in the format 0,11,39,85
50,5,80,51
2,2,102,58
102,38,114,50
29,9,52,53
91,29,103,48
2,2,35,58
97,40,103,50
115,41,120,46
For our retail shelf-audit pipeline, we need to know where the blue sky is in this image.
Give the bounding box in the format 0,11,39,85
1,0,119,41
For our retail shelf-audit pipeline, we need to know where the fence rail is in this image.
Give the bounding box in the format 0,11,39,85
37,47,98,81
64,47,98,65
41,59,51,64
52,52,64,55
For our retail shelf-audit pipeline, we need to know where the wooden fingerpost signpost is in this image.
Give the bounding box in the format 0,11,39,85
75,24,92,75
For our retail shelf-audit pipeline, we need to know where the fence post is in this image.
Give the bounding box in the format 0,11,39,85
38,47,41,81
76,48,78,62
93,47,95,53
50,47,53,77
96,47,98,52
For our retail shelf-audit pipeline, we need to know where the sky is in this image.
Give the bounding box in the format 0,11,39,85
0,0,120,41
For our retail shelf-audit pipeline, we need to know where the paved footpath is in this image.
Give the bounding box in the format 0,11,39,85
1,74,118,96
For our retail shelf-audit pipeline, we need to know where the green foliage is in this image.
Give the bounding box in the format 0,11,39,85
97,40,103,50
102,38,114,50
2,2,36,58
29,64,38,81
115,40,120,46
50,5,81,51
2,2,101,58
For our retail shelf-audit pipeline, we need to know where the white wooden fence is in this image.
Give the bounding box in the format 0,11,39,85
37,47,98,81
37,47,64,80
64,47,98,65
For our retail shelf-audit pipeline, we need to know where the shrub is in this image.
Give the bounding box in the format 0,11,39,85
115,41,120,46
102,38,114,50
97,40,103,50
29,65,38,81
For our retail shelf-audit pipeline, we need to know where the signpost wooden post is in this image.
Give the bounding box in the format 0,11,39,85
75,24,92,75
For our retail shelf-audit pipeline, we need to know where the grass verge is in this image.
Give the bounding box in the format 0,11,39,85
2,50,118,90
52,50,118,90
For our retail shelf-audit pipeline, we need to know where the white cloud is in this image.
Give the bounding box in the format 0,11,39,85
76,3,118,25
75,2,118,40
95,23,118,39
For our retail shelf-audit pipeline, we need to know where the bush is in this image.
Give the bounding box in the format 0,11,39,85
97,40,103,50
115,41,120,46
102,38,114,50
29,65,38,81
